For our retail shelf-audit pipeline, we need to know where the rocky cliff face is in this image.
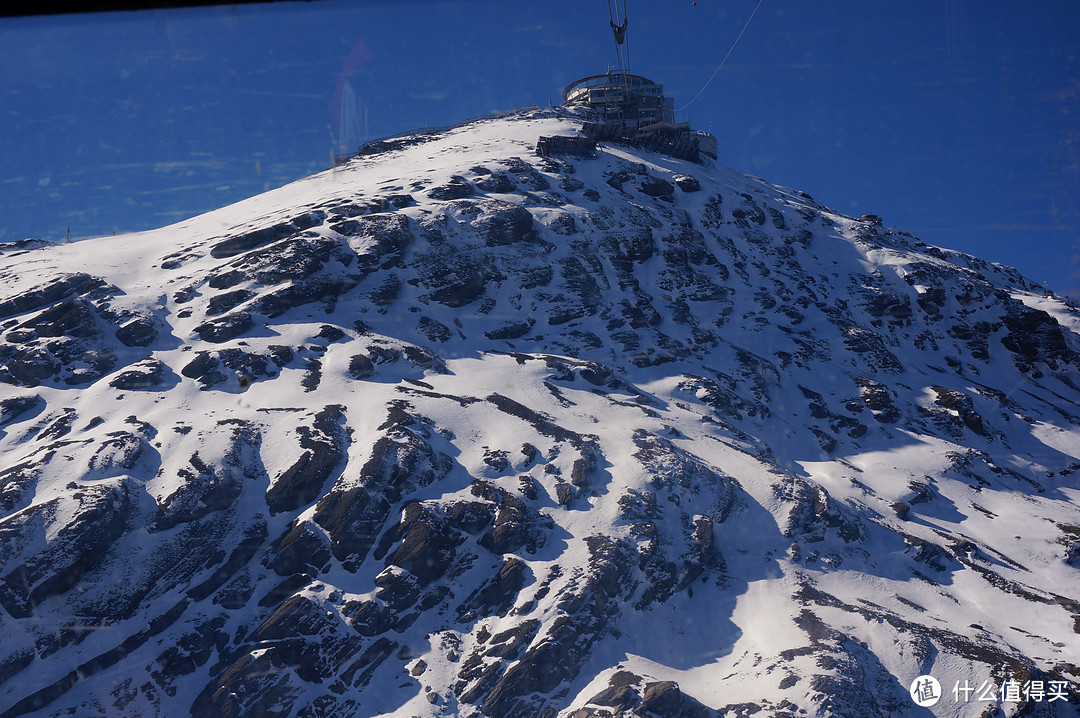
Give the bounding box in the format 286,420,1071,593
1,107,1078,717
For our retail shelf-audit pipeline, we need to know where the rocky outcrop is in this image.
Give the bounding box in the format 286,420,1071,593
210,210,327,258
0,481,136,618
266,405,348,514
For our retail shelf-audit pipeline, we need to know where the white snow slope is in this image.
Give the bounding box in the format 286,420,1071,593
0,107,1078,718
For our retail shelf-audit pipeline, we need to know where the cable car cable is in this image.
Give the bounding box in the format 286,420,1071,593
676,0,764,112
607,0,629,74
623,0,632,75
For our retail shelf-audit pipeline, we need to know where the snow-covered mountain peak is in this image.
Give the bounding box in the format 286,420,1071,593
1,107,1078,717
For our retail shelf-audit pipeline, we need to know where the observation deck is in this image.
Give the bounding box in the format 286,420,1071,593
563,73,675,130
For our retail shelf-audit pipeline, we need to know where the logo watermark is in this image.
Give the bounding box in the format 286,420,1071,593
910,675,941,707
909,674,1075,707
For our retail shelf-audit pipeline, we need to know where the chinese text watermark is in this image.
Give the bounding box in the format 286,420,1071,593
909,674,1074,708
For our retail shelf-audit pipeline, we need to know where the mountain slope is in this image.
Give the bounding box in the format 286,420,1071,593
1,107,1078,717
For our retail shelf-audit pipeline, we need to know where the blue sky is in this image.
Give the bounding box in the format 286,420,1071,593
2,0,1078,297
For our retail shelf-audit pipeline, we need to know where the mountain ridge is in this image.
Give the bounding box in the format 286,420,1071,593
0,106,1078,717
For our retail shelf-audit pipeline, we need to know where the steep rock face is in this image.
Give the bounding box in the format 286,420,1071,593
0,108,1078,717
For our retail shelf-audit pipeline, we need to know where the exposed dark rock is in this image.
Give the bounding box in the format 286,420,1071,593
206,289,253,317
0,273,98,319
417,316,453,343
639,176,675,197
180,348,275,390
341,636,396,687
181,351,218,380
401,344,449,373
152,424,261,531
210,210,327,258
109,358,167,390
186,521,268,602
603,226,655,263
311,409,450,568
1001,304,1073,372
0,453,50,513
207,269,244,290
316,324,345,342
375,567,421,609
502,157,550,191
730,194,766,227
272,341,298,367
767,206,788,230
36,407,76,441
485,320,534,340
207,231,359,316
916,286,947,315
336,212,413,269
20,298,97,338
427,264,491,307
606,169,631,192
931,386,985,435
561,175,585,192
301,358,322,392
639,680,711,718
775,476,864,544
254,275,362,318
253,594,332,642
0,482,136,618
83,432,148,479
473,202,534,246
382,502,463,586
269,520,332,577
459,557,527,618
586,670,641,710
114,317,157,346
571,444,600,487
190,647,300,715
155,615,227,680
0,649,35,687
3,330,33,343
856,378,899,422
548,256,603,324
482,448,510,472
904,535,957,572
482,618,539,660
0,346,58,386
475,172,515,193
468,479,549,557
266,405,347,515
448,500,495,534
477,536,630,717
674,174,701,192
343,598,396,637
862,291,912,320
347,353,374,380
194,311,253,343
632,430,737,518
0,395,38,427
547,212,577,235
841,326,903,372
427,175,474,200
60,347,118,386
